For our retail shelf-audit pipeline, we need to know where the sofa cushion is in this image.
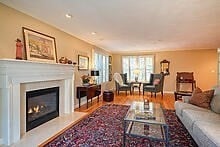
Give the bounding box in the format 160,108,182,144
210,87,220,114
210,94,220,114
183,109,220,122
182,96,191,103
175,101,209,117
193,121,220,147
182,109,220,130
189,87,214,109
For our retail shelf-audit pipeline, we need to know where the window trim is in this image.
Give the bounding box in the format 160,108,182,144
121,55,155,82
93,51,110,83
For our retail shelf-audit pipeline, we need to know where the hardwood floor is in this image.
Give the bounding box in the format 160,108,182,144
75,91,175,113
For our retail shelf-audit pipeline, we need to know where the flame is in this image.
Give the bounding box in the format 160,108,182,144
28,108,33,114
28,105,46,114
33,105,40,113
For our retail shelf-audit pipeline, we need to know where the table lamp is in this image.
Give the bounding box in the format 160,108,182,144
91,70,99,84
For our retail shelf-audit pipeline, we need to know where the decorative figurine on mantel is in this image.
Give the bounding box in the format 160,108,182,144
59,57,73,64
15,38,23,60
59,57,68,64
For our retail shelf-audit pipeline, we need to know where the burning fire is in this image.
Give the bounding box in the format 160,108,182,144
28,105,44,114
33,105,39,113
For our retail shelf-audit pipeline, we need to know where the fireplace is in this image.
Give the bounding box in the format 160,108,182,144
26,87,59,131
0,59,74,145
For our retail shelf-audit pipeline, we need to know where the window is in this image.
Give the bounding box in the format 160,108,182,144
122,55,154,82
94,52,109,83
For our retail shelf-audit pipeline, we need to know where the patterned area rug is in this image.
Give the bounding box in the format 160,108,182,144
43,104,197,147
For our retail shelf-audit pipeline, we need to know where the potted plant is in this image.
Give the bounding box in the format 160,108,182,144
81,75,91,85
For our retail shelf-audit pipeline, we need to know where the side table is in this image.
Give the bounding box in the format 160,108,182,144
131,81,142,95
76,84,101,108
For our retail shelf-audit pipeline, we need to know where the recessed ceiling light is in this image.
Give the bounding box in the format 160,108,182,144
65,14,72,18
91,32,97,35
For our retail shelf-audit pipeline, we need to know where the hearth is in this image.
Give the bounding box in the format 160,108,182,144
26,87,59,131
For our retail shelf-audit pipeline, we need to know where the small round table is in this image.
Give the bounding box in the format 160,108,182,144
131,81,142,95
103,90,114,102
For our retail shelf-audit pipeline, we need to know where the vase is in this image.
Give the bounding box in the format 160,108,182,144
83,83,90,86
135,76,138,82
16,39,23,60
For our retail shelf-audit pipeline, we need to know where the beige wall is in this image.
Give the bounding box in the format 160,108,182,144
0,3,218,98
112,49,218,91
0,3,111,108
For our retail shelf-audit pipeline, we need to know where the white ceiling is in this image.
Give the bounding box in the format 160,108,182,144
1,0,220,53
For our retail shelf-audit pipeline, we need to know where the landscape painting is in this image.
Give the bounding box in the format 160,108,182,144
23,27,57,63
78,55,89,70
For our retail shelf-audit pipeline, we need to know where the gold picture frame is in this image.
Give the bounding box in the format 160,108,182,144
78,55,89,70
160,59,170,76
23,27,57,63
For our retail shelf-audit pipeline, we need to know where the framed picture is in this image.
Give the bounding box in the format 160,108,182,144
22,27,57,63
78,55,89,70
109,56,112,64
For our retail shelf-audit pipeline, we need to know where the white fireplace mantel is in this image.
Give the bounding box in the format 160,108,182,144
0,59,75,145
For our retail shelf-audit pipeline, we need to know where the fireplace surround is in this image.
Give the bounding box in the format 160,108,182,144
0,59,75,146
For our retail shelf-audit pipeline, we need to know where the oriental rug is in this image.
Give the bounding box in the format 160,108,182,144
42,104,197,147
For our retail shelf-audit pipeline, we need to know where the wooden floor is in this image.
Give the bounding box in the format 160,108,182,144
75,91,175,114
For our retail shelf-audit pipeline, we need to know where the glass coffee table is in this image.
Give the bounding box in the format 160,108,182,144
123,101,169,146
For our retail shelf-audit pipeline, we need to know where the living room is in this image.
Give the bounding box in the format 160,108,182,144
0,1,219,147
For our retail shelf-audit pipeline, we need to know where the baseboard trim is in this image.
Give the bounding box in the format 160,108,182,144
164,91,174,94
74,95,102,109
74,99,87,109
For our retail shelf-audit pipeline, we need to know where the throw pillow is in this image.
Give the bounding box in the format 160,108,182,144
210,87,220,113
153,79,160,85
189,87,214,109
113,73,124,86
192,87,202,95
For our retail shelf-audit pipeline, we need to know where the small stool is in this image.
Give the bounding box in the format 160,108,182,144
103,90,114,102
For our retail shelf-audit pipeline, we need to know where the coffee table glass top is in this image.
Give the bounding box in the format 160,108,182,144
123,101,169,146
124,101,166,125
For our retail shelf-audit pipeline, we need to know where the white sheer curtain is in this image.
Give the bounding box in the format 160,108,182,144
122,55,154,82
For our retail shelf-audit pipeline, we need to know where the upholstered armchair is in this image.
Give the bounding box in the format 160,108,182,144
113,73,131,95
143,73,164,97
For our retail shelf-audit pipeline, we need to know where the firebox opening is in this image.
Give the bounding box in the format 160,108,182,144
26,87,59,131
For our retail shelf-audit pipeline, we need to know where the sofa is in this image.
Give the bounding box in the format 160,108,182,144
175,88,220,147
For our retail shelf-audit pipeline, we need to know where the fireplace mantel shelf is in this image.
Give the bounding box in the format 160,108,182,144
0,58,75,66
0,59,75,145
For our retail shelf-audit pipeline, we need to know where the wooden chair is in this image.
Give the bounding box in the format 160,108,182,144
174,72,196,101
